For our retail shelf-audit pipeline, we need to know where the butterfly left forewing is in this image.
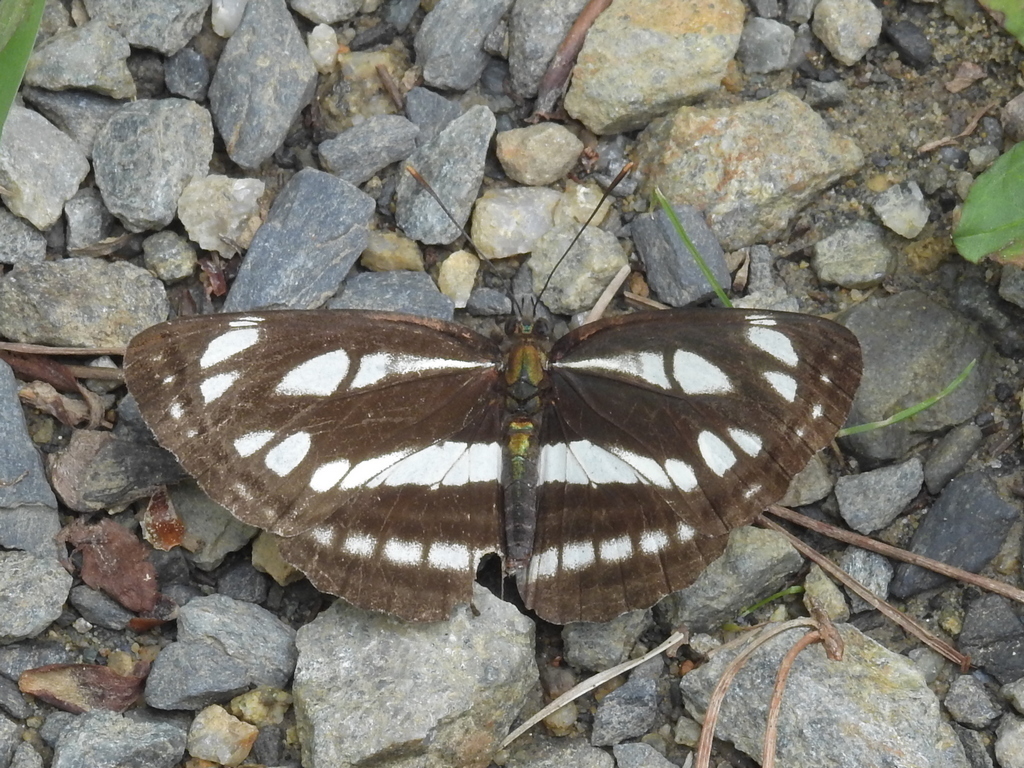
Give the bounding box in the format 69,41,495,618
125,310,506,620
520,308,861,623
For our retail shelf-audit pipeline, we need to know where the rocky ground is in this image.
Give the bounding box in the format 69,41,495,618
0,0,1023,767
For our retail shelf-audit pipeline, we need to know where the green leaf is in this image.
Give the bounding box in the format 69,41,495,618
0,0,45,135
976,0,1024,46
953,141,1024,264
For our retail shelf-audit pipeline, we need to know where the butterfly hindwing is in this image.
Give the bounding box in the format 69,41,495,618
519,308,861,623
125,310,506,619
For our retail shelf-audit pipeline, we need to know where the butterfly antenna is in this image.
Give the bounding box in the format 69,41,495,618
405,165,527,317
533,162,634,316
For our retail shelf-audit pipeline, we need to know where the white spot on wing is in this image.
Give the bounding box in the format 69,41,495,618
340,451,410,489
557,352,671,390
310,460,351,492
468,443,502,483
812,403,824,419
169,402,183,420
265,432,312,476
200,328,259,368
640,530,669,554
276,350,350,396
343,533,375,557
728,428,762,457
528,548,559,581
200,371,239,403
562,541,596,571
350,351,487,389
311,527,335,546
609,448,672,488
599,535,633,563
383,538,423,565
427,542,471,571
764,371,797,402
747,327,798,366
664,459,698,492
675,521,695,543
234,430,275,457
698,431,736,476
747,315,777,326
378,442,467,487
673,350,732,394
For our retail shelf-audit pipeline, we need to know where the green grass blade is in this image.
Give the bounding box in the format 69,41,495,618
651,187,733,308
838,359,977,438
0,0,44,134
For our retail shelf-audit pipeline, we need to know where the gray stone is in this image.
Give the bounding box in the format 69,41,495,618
329,271,455,322
24,19,135,99
528,223,627,315
564,0,744,134
996,716,1024,768
778,454,834,508
945,675,1002,728
562,610,653,671
0,551,72,644
142,231,197,283
0,208,45,266
65,187,113,253
224,168,374,311
872,181,930,238
837,546,893,613
680,624,967,768
0,642,76,681
0,106,90,230
0,259,168,347
145,639,250,710
506,736,614,768
403,87,462,145
612,742,678,768
68,585,134,631
470,186,561,260
656,527,803,633
632,204,730,307
395,105,496,244
20,87,123,159
319,115,420,185
291,0,359,23
164,47,210,101
811,0,883,65
508,0,589,98
51,711,186,768
293,585,536,768
891,472,1017,598
636,92,864,250
178,594,297,689
738,18,795,73
93,99,213,231
840,291,990,462
591,678,658,746
82,0,208,55
414,0,514,91
0,714,20,768
169,481,257,571
924,422,983,494
813,221,896,289
835,458,923,534
10,741,42,768
959,595,1024,684
208,0,317,169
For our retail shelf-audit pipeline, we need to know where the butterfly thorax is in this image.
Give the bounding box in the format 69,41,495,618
501,326,552,572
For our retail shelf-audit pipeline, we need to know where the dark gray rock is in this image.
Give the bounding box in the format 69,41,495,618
414,0,514,91
0,713,19,768
562,610,653,672
835,458,923,534
215,559,270,604
144,639,250,710
9,741,43,768
944,675,1002,728
319,114,420,185
23,19,135,99
0,551,72,644
840,291,991,463
92,99,213,231
890,472,1016,598
0,674,31,720
0,259,168,347
82,0,208,55
51,710,186,768
0,208,45,265
208,0,317,169
680,624,967,768
395,105,496,244
952,725,994,768
924,422,983,494
0,642,77,682
178,594,297,689
224,168,375,311
957,596,1024,684
952,277,1024,357
506,736,614,767
164,47,210,101
591,677,658,746
885,19,933,68
293,585,536,768
632,204,730,307
329,270,456,321
20,87,123,159
508,0,589,98
0,106,90,230
404,87,462,144
837,546,893,613
738,18,795,73
0,361,60,561
465,286,512,316
65,187,114,253
611,742,678,768
68,585,134,630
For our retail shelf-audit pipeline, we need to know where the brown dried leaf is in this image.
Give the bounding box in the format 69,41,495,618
19,662,148,713
140,489,187,551
0,351,79,391
56,518,159,612
18,381,91,426
945,61,986,94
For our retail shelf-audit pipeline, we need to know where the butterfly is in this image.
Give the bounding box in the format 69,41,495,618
124,302,861,624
